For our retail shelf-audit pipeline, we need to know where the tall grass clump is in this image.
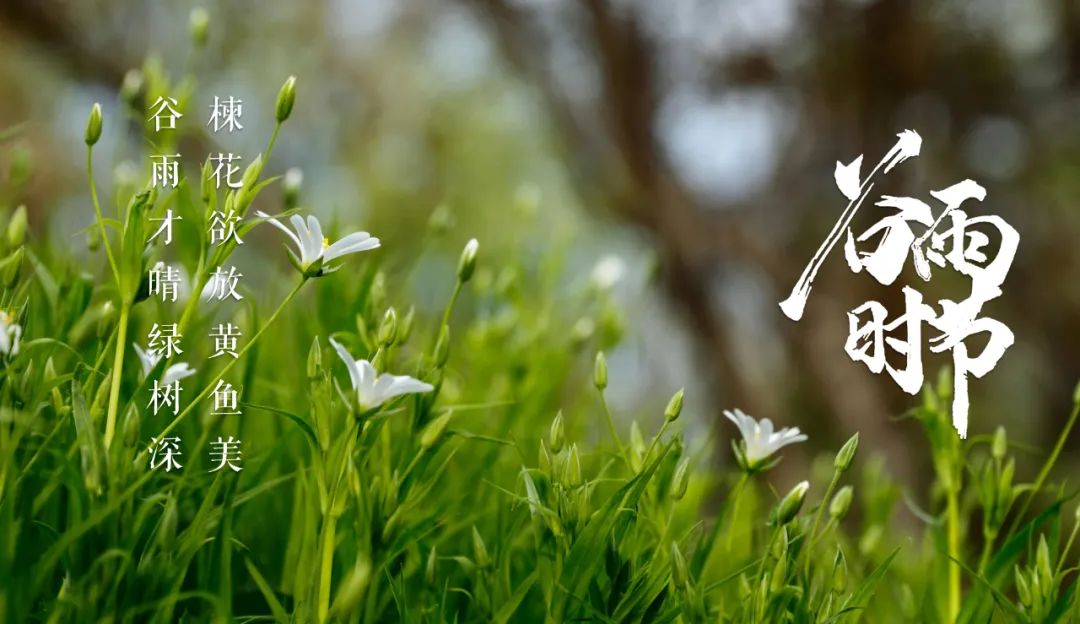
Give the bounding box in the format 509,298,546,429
0,9,1078,623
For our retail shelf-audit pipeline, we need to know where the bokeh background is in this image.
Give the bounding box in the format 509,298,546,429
1,0,1077,493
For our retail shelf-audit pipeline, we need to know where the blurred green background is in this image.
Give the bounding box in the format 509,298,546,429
1,0,1077,494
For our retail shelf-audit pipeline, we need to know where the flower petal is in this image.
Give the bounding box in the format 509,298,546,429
323,232,380,262
162,363,197,386
329,338,362,391
256,210,303,253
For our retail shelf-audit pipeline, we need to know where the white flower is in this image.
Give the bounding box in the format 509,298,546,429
590,255,626,290
329,338,433,410
725,408,807,469
133,343,196,386
256,211,380,275
0,309,22,357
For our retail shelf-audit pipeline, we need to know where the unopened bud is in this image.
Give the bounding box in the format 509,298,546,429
770,553,787,593
189,8,209,46
457,238,478,283
832,549,847,592
96,301,116,338
427,203,453,235
283,167,302,209
398,306,415,344
472,526,491,569
593,351,608,390
420,410,452,449
0,247,23,287
85,103,103,146
664,388,684,423
1036,535,1052,585
670,542,689,589
538,440,552,474
307,336,322,378
671,458,690,501
1015,566,1032,606
829,485,853,521
7,205,27,247
276,75,297,123
241,153,263,191
120,70,143,109
834,432,859,473
377,307,397,346
773,480,809,526
549,410,565,454
565,444,582,487
992,426,1007,461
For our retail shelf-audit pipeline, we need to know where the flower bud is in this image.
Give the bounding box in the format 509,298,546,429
898,583,917,619
538,439,552,474
427,203,454,235
829,485,853,521
241,153,263,192
549,410,565,454
369,272,386,309
276,75,297,123
120,69,143,109
770,553,787,593
832,549,847,592
420,410,452,449
1036,535,1052,585
992,426,1007,460
307,336,322,378
122,404,140,448
1015,566,1032,606
283,167,303,209
472,526,492,569
664,388,684,423
85,103,103,146
189,7,209,46
565,444,582,487
671,458,690,501
773,480,809,526
86,227,100,252
96,301,116,338
7,205,27,247
377,307,397,346
593,351,608,390
834,432,859,473
670,542,689,589
0,247,23,288
457,238,478,283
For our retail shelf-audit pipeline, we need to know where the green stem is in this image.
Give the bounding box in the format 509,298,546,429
804,470,841,576
102,302,131,449
438,280,462,336
1007,400,1080,538
317,515,337,623
86,146,120,289
1055,521,1079,578
597,390,628,468
149,278,307,444
977,528,996,575
946,486,962,623
266,123,282,158
725,473,749,552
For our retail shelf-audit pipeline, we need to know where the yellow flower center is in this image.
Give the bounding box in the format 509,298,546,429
0,310,11,324
322,237,330,249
